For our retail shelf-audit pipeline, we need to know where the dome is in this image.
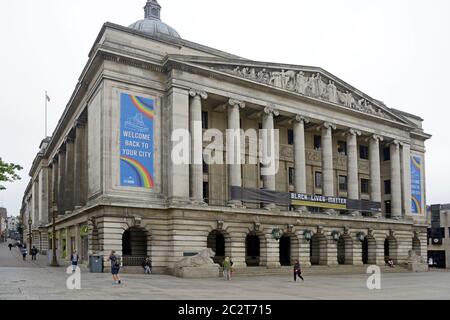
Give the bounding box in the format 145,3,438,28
128,1,181,39
129,18,181,38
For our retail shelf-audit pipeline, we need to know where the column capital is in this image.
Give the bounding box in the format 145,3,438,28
189,89,208,100
318,122,336,131
228,99,246,109
366,134,384,143
264,104,279,117
64,136,75,144
343,128,362,137
290,114,310,124
74,119,87,129
388,139,400,147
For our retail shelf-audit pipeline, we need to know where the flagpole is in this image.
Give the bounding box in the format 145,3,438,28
45,91,48,137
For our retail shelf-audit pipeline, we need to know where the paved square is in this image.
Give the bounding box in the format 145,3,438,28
1,243,449,300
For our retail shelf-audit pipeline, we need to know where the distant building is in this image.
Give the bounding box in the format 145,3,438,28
427,204,450,269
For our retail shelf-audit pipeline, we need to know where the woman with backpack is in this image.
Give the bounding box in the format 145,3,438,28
108,251,122,285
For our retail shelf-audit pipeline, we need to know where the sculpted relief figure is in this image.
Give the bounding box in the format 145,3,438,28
219,66,393,120
326,80,338,103
295,71,309,94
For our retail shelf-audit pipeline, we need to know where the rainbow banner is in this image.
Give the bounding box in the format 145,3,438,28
411,156,423,214
120,93,154,189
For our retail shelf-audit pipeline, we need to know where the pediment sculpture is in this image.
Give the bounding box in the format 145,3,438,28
216,66,396,121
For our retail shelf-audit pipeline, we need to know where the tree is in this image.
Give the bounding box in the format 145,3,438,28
0,158,23,190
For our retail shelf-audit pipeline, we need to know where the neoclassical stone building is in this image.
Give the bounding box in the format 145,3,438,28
21,1,431,273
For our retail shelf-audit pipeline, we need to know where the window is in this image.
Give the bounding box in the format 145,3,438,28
258,123,263,130
360,145,369,160
384,180,391,195
383,147,390,161
288,129,294,145
385,201,392,215
203,182,209,204
315,172,322,188
440,227,446,238
289,167,295,185
203,160,209,175
314,135,322,150
202,111,208,129
361,179,370,194
339,176,348,192
338,141,347,156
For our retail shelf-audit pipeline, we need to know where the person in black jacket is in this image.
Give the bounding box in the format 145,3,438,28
293,260,304,282
142,257,152,274
30,246,38,260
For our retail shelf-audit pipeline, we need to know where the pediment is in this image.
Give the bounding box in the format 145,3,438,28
168,56,411,125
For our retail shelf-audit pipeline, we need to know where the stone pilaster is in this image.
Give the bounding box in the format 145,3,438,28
167,87,190,203
32,180,39,227
369,135,383,206
296,230,312,267
390,141,402,218
229,232,247,268
57,149,66,215
73,121,87,208
189,89,208,204
325,231,339,266
261,106,279,209
64,137,75,213
346,129,361,201
226,99,246,207
38,167,49,224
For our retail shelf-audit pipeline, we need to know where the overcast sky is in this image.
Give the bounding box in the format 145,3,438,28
0,0,449,217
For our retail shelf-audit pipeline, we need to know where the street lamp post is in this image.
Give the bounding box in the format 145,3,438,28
50,199,59,267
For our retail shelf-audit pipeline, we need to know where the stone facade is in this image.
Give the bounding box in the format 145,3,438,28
20,2,431,276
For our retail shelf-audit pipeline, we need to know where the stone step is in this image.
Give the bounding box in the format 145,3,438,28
230,265,411,277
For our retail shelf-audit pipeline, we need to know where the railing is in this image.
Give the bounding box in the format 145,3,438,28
122,255,146,267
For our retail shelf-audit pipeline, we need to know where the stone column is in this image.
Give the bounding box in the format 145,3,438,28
51,159,58,211
32,180,39,227
293,115,309,195
261,106,279,210
227,99,246,207
57,149,66,215
369,135,383,207
65,137,75,213
189,90,208,204
321,122,336,200
38,167,49,224
346,129,361,201
167,87,190,203
73,121,87,209
401,143,412,217
390,141,402,219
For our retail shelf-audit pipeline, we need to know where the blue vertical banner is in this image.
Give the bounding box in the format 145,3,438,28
120,93,155,189
410,156,422,214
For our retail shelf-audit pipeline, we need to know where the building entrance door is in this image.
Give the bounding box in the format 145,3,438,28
246,234,260,267
279,236,291,266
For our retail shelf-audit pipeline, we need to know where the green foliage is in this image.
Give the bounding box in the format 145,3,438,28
0,157,23,190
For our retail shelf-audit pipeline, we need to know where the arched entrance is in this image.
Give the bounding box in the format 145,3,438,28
207,230,231,264
122,227,147,266
412,237,421,256
246,233,261,267
384,236,398,263
279,236,291,266
337,234,353,265
310,234,327,265
362,236,376,265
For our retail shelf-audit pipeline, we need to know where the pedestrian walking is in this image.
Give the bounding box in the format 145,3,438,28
142,257,152,274
222,257,231,281
108,251,122,285
8,243,13,251
428,257,434,271
293,260,304,282
31,246,38,260
70,250,80,273
21,247,28,261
